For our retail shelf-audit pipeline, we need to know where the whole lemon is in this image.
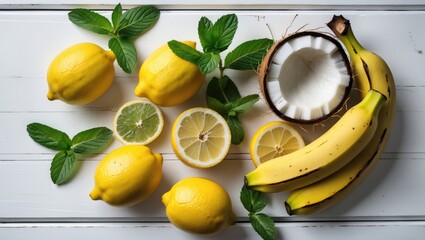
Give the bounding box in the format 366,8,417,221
90,145,162,207
162,177,236,235
47,42,115,105
134,41,205,107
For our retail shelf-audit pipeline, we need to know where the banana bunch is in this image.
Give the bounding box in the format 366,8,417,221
245,15,396,215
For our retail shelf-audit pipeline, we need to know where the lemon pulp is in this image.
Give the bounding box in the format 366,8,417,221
250,121,305,166
171,108,231,168
113,99,163,145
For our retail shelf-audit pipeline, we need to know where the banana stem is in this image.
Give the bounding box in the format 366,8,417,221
327,15,364,55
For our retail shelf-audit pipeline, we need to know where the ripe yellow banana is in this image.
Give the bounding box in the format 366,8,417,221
245,89,385,192
284,15,396,215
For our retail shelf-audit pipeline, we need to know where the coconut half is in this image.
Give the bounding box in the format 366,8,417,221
259,31,352,123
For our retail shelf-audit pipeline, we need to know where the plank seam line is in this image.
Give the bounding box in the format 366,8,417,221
3,217,425,225
2,5,425,11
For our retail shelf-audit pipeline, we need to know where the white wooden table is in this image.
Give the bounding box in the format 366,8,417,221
1,1,425,239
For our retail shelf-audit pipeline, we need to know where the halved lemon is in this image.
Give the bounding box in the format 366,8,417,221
171,107,231,168
113,99,164,145
250,121,305,167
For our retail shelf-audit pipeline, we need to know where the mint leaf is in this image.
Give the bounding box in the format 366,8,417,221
71,127,112,154
198,52,220,74
206,96,227,116
240,185,267,213
109,37,137,73
198,16,214,52
68,8,113,35
27,123,71,151
50,150,76,185
211,14,238,52
241,185,277,240
118,5,160,37
225,38,274,70
249,213,276,240
227,116,244,145
168,40,202,64
206,76,241,104
230,94,259,114
111,3,123,29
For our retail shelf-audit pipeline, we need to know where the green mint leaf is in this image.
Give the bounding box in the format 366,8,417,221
117,5,160,37
206,96,227,116
225,38,274,70
249,213,277,240
68,8,113,35
226,116,244,145
230,94,259,114
168,40,202,64
27,123,71,151
198,16,214,52
206,76,241,104
240,185,267,213
111,3,123,29
228,110,237,117
71,127,112,154
109,37,137,73
198,52,220,74
50,150,76,185
211,14,238,52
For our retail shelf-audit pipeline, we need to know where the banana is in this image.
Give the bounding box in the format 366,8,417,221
245,89,385,192
284,15,396,215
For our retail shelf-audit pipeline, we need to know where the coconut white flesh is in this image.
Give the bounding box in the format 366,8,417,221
266,35,350,121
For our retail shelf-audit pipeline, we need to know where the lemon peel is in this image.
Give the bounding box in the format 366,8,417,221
135,41,205,107
90,145,162,206
47,42,115,105
162,177,236,234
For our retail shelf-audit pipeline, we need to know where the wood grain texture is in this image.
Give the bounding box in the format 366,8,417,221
1,222,425,240
0,7,424,239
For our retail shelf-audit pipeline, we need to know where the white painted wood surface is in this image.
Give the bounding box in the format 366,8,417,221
1,2,425,239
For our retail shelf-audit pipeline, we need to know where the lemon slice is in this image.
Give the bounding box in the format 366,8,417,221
113,99,164,145
171,107,231,168
250,121,305,167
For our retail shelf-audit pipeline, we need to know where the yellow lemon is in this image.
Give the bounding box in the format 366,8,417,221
250,121,305,167
162,177,236,235
134,41,205,107
171,107,231,168
90,145,162,207
47,42,115,105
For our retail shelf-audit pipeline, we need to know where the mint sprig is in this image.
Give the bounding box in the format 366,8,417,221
27,123,112,185
241,185,277,240
168,14,273,144
68,4,160,73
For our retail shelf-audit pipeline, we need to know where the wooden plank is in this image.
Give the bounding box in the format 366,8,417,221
0,86,422,156
1,1,425,10
0,11,424,85
1,222,425,240
1,156,425,220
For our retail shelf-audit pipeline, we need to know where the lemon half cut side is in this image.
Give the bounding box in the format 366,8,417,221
171,107,231,168
113,99,164,145
250,121,305,167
